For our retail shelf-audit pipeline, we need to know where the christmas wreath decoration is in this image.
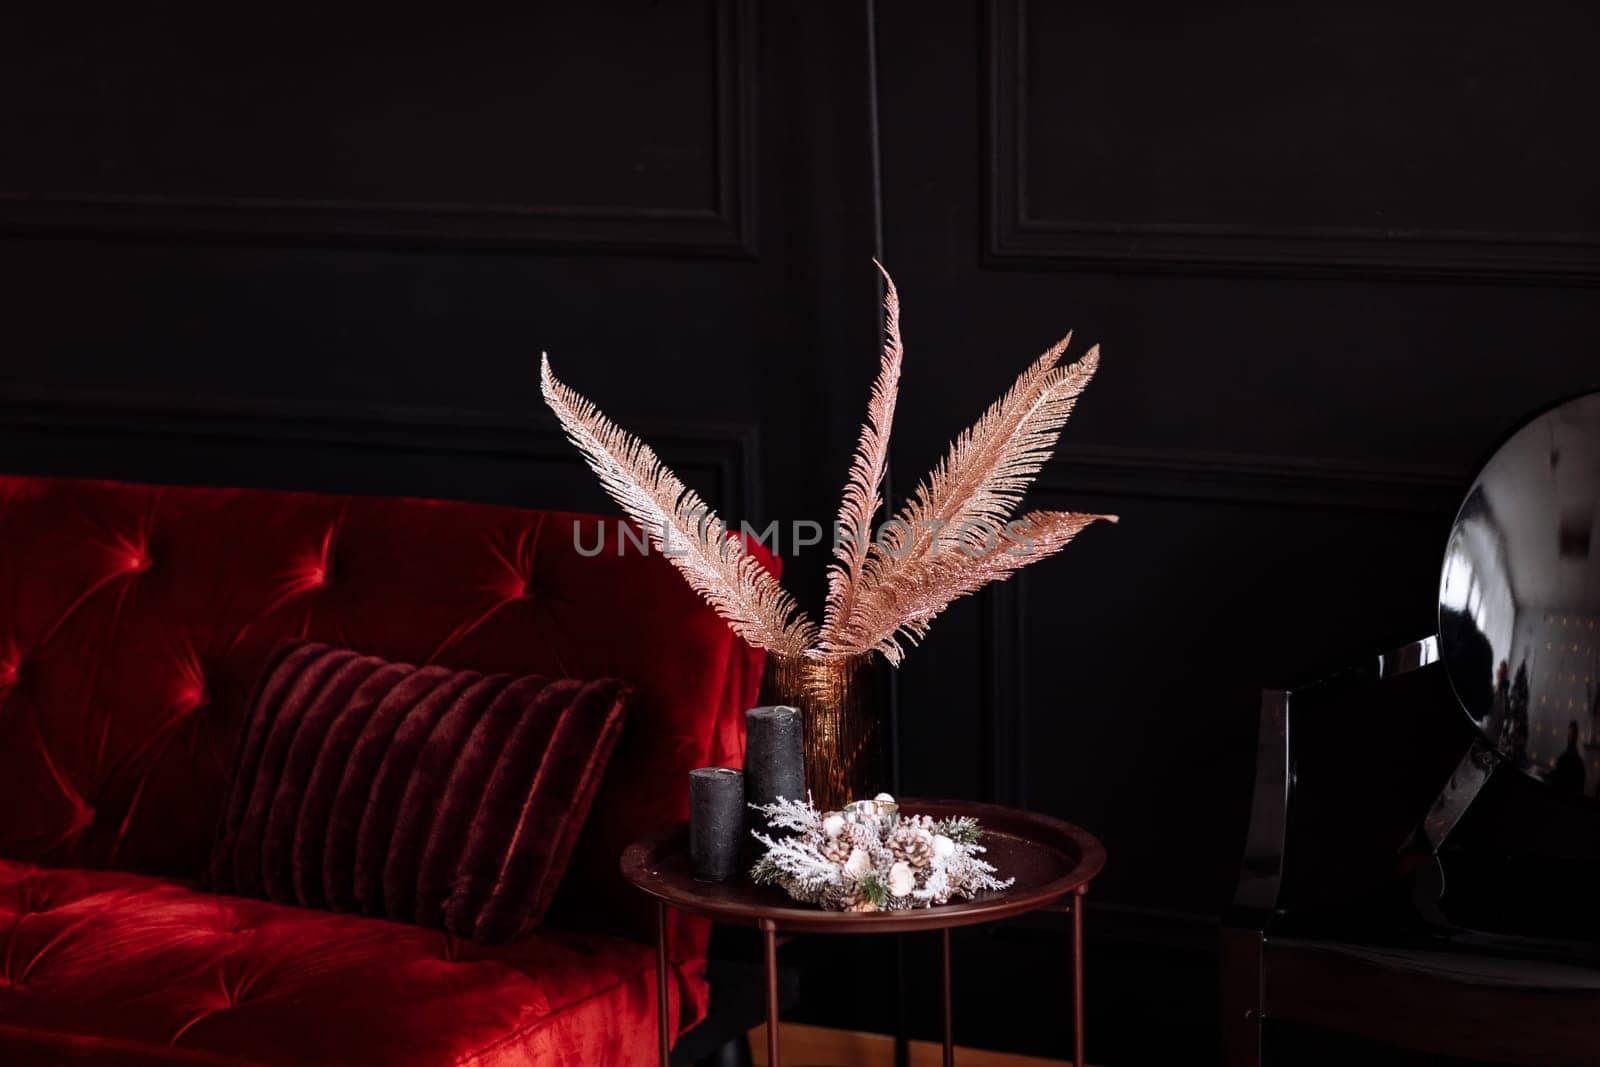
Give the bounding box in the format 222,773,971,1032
749,795,1013,912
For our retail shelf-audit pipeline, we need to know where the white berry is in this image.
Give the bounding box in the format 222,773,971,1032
844,848,872,878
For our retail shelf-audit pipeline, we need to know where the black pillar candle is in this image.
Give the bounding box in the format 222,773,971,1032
688,767,745,881
744,705,806,812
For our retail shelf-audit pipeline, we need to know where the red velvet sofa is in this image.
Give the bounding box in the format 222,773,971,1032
0,475,766,1065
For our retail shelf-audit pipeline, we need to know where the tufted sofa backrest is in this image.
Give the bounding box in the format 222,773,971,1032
0,475,765,943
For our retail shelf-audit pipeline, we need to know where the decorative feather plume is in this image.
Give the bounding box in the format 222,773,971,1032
540,355,817,655
821,342,1112,661
877,340,1097,562
832,510,1118,664
820,261,903,645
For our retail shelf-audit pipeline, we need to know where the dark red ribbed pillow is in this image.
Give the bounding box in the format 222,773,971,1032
209,641,630,943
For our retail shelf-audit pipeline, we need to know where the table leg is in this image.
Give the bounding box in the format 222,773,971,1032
762,919,780,1067
1072,887,1086,1067
655,899,670,1067
941,927,955,1067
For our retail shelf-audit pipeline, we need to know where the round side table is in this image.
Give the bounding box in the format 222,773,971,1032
620,798,1105,1067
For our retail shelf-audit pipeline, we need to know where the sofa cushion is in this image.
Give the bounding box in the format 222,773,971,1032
0,858,702,1066
209,641,629,942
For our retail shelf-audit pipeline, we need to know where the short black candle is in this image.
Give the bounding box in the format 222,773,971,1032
688,767,744,882
744,705,805,812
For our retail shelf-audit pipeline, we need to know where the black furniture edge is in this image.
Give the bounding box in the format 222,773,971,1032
1220,635,1442,1067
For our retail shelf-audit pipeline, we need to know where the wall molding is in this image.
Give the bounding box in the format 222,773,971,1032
0,0,757,257
984,0,1600,284
980,581,1027,808
1039,444,1465,516
0,386,760,519
974,441,1462,842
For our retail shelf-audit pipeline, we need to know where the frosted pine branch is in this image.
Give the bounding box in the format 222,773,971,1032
749,796,823,835
749,831,842,894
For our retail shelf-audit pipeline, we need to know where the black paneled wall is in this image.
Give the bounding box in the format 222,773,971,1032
3,2,1597,1062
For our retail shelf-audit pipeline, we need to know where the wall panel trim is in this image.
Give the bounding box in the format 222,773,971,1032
0,0,757,257
979,580,1027,808
1040,444,1464,516
0,386,760,519
984,0,1600,284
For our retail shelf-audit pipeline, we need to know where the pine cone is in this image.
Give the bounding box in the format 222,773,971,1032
844,821,879,852
819,836,854,865
888,827,933,870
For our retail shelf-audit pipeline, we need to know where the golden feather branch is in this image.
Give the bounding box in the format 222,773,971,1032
820,261,903,645
831,510,1118,664
870,340,1096,566
821,340,1108,661
540,355,817,656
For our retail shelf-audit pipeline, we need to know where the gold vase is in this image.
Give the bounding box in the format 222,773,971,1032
757,651,882,811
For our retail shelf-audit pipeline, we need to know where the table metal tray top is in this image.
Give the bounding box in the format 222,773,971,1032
621,799,1106,1066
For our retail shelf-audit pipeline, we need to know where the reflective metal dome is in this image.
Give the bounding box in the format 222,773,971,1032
1440,392,1600,797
